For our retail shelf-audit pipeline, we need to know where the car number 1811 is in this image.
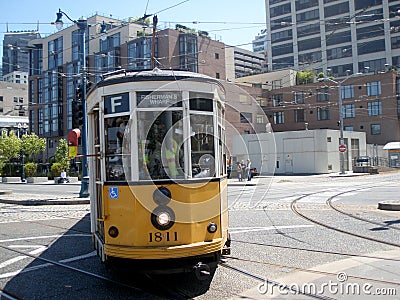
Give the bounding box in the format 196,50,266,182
149,231,178,242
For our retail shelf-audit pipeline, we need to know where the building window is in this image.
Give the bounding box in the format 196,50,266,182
293,92,305,104
256,114,264,123
272,94,284,106
371,124,381,135
215,53,219,59
344,126,354,131
317,87,329,102
343,104,355,118
216,73,220,79
273,111,285,124
317,107,330,120
179,34,198,72
127,37,154,71
240,112,252,123
368,101,382,116
358,39,385,55
340,85,354,99
367,81,381,96
272,80,282,89
0,96,3,101
14,97,18,103
294,109,306,122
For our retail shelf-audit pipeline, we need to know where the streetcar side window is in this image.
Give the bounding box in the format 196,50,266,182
104,115,130,181
137,111,185,180
190,114,215,178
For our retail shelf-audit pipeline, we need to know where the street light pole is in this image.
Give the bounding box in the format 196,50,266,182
320,73,361,175
53,10,106,197
77,19,89,198
337,81,345,175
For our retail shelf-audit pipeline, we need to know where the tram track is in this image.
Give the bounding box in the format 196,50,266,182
219,261,335,300
290,186,400,248
0,241,190,299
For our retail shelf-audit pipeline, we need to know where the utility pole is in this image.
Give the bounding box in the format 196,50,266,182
151,15,158,69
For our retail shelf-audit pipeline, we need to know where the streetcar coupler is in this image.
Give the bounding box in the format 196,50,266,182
193,262,211,280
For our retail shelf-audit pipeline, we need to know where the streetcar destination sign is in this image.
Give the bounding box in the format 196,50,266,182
137,92,182,107
104,93,130,115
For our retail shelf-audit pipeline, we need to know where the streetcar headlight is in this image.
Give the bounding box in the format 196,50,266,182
151,206,175,231
207,222,218,233
108,226,119,238
157,211,171,226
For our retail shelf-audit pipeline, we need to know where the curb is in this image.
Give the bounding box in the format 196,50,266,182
378,201,400,211
0,198,90,206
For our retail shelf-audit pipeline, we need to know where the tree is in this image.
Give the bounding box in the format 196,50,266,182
296,70,314,85
21,133,46,162
54,139,70,171
0,130,21,176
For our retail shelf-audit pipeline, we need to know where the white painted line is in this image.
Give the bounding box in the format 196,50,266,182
0,251,96,279
229,225,314,234
0,234,90,243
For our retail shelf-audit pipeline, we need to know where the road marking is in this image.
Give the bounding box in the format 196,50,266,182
229,225,314,234
0,251,96,279
0,217,67,224
0,234,90,243
0,246,47,269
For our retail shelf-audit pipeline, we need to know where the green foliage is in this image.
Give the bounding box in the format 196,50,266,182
54,139,70,170
50,162,64,178
0,130,22,175
21,133,46,162
0,130,21,161
130,16,150,26
24,162,37,178
296,70,314,85
317,72,325,79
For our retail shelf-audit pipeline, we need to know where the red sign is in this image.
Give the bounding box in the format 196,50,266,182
339,144,347,152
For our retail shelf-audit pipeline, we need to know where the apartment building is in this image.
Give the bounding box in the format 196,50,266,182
27,14,262,158
265,0,400,76
263,71,400,146
2,31,40,77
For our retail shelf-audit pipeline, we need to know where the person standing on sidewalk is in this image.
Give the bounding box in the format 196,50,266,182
237,162,242,181
246,159,252,181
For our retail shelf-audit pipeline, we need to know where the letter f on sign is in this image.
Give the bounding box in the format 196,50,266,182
111,96,122,113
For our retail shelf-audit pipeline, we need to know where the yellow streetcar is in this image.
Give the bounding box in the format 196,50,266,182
86,69,230,278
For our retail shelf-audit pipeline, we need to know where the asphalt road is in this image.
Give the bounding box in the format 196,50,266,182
0,171,399,299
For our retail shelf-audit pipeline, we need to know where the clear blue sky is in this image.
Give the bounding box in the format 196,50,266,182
0,0,266,58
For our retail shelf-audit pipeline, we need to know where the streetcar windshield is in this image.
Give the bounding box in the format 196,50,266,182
137,111,185,180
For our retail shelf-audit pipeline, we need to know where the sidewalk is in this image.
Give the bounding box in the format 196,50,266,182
234,249,400,299
0,181,89,206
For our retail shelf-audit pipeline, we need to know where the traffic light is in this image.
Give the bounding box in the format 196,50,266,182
72,100,84,128
76,85,82,101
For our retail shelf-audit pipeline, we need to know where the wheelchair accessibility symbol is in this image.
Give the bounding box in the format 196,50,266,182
109,187,119,199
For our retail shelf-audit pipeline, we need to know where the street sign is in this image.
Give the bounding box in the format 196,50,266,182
339,144,347,152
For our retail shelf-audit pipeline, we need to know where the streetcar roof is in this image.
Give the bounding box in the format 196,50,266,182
92,68,225,91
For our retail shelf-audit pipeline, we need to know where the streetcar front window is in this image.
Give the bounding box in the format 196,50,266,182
104,115,130,181
137,111,184,180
